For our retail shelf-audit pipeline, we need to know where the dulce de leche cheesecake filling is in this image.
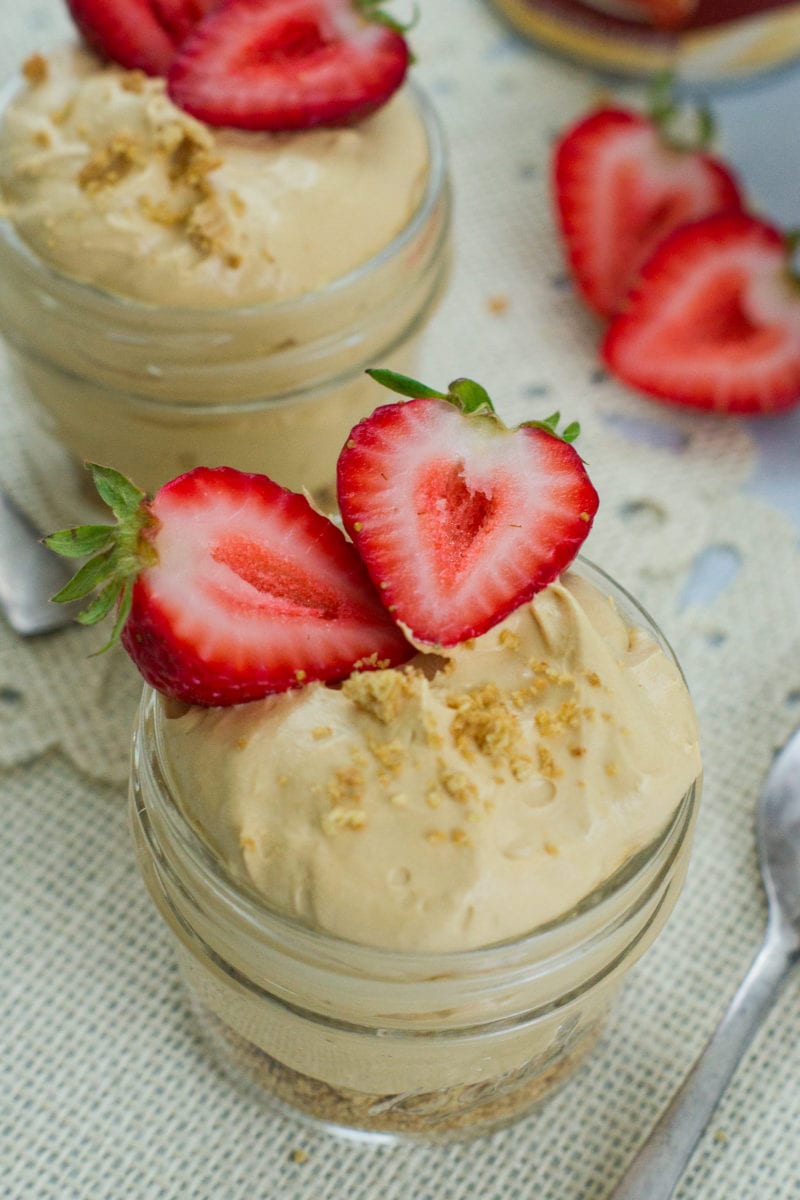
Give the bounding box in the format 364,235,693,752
0,45,429,307
161,570,701,953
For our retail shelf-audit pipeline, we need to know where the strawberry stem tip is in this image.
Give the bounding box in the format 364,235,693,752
356,0,419,35
647,71,714,153
366,368,582,442
44,464,156,651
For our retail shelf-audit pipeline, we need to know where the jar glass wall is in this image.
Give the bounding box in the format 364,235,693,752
0,83,451,516
129,562,701,1143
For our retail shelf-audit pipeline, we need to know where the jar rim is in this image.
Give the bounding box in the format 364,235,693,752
133,557,701,981
0,73,448,316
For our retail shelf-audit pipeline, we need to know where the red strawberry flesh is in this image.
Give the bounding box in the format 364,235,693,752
151,0,221,40
167,0,410,131
66,0,178,75
338,399,599,647
121,466,412,705
554,108,743,318
602,213,800,415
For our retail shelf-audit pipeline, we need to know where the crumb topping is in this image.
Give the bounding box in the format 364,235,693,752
22,54,48,86
322,806,367,836
342,668,417,724
78,133,145,193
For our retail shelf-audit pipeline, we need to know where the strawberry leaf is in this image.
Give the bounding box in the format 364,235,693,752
368,369,497,415
522,413,582,444
45,465,156,646
51,550,117,603
366,368,447,400
76,579,123,626
88,463,146,520
44,524,116,558
94,578,135,655
356,0,417,35
448,378,495,415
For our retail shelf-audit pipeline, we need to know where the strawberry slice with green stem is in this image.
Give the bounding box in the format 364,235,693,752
553,81,743,318
167,0,412,131
602,212,800,415
337,371,599,648
46,464,412,706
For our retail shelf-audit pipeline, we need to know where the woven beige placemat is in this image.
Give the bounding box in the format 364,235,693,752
1,3,799,1198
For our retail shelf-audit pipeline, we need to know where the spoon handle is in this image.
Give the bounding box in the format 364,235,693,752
609,920,798,1200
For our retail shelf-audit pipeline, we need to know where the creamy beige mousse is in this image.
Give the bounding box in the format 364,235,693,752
0,45,429,306
161,571,701,953
0,46,442,501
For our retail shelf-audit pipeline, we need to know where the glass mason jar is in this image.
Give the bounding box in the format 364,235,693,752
0,83,450,516
129,562,701,1143
490,0,800,82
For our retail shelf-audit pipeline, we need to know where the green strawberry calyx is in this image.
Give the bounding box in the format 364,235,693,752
367,368,581,443
355,0,419,36
43,463,157,650
648,71,714,154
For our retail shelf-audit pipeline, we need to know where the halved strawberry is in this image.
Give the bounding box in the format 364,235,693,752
337,372,599,648
46,465,412,706
624,0,696,29
167,0,411,131
152,0,221,41
602,213,800,415
554,104,743,318
66,0,178,75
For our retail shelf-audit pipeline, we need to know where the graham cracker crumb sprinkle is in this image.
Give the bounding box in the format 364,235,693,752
530,659,575,687
322,806,367,836
570,745,586,758
544,842,559,857
440,767,478,805
369,738,405,773
585,671,602,687
33,130,51,149
487,293,509,315
450,828,471,846
389,793,408,808
120,70,147,94
425,829,447,845
463,639,476,650
327,764,364,807
240,835,256,852
605,762,619,777
312,726,333,741
78,133,144,194
602,711,613,723
277,775,289,786
537,745,563,780
534,700,582,738
426,789,444,809
342,669,414,724
51,102,73,126
290,1149,308,1164
447,683,524,771
235,736,248,750
498,628,520,650
295,670,307,682
22,54,48,85
352,651,391,671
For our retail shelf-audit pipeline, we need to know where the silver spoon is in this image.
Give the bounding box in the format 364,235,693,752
0,486,77,634
609,725,800,1200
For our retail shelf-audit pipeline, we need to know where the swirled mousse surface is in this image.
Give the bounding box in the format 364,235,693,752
0,46,429,307
161,572,700,952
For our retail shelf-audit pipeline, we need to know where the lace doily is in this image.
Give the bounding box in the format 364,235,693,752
2,4,799,1200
